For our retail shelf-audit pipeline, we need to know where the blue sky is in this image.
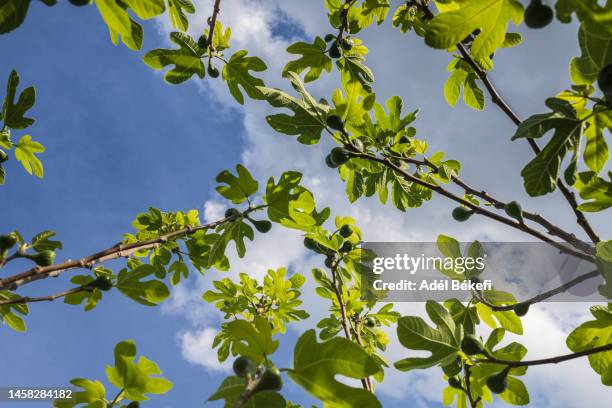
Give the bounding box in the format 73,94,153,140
1,1,611,408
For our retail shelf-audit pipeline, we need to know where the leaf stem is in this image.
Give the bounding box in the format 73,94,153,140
0,284,94,306
478,343,612,367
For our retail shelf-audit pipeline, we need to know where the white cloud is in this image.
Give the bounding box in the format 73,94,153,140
178,327,232,372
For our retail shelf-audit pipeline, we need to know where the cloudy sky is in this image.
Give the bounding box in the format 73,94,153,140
0,1,610,407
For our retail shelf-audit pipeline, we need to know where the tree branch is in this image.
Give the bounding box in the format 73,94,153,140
478,343,612,367
389,153,595,255
454,43,600,244
330,260,371,391
351,151,596,263
0,206,266,291
206,0,222,52
0,284,94,306
473,269,601,311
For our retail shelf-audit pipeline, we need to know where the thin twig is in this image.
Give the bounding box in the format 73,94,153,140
454,43,600,243
473,269,600,311
389,153,595,255
0,205,267,291
330,260,371,391
206,0,222,52
478,343,612,367
0,285,94,306
351,151,596,263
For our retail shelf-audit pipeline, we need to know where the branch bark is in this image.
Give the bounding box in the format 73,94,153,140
0,206,266,291
352,151,596,263
0,284,93,306
454,43,600,244
478,343,612,367
473,269,600,311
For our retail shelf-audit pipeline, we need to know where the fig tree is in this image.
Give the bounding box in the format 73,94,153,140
461,334,485,355
448,377,462,390
0,233,18,251
198,34,208,49
252,219,272,233
304,237,318,251
253,366,283,392
0,149,7,163
69,0,90,5
339,241,353,253
597,63,612,99
452,207,473,222
339,225,353,238
207,63,220,78
329,41,341,59
26,250,56,267
504,201,523,223
225,208,241,219
325,115,345,132
91,276,113,291
486,367,511,394
524,0,553,29
232,356,255,378
513,302,530,317
325,154,339,168
324,254,334,268
330,147,351,166
341,38,353,51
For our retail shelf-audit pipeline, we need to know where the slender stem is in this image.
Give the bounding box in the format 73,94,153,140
474,269,600,311
389,153,595,255
108,388,125,408
330,260,371,391
463,364,480,408
0,284,94,306
454,43,600,243
478,343,612,367
206,0,222,53
0,252,19,269
351,151,596,263
0,205,267,291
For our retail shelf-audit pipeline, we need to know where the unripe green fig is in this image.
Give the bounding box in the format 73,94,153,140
0,233,18,251
339,225,353,238
27,250,56,267
461,334,485,355
91,276,113,291
69,0,90,6
330,147,351,166
597,63,612,99
513,302,530,317
448,377,462,390
339,241,353,253
325,154,338,168
452,207,473,222
364,316,376,328
324,34,336,42
325,115,345,131
198,34,208,49
486,367,510,394
225,208,241,219
340,38,353,51
126,402,140,408
304,237,318,251
253,366,283,392
252,219,272,233
329,41,341,59
324,254,334,268
0,149,7,163
232,356,255,378
504,201,523,223
398,135,410,144
524,0,553,29
207,63,220,78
